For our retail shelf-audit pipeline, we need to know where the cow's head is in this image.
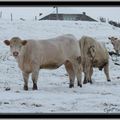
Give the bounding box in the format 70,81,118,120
4,37,27,58
87,45,96,60
108,36,118,45
108,36,120,54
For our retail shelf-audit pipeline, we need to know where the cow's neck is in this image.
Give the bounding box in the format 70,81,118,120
16,47,26,70
16,54,24,71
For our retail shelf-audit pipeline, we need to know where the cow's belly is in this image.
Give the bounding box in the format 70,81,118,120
93,60,107,70
40,63,62,69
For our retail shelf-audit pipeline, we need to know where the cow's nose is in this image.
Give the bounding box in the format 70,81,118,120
13,52,19,57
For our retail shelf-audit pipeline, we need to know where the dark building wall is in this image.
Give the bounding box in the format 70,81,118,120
40,14,63,20
62,14,78,20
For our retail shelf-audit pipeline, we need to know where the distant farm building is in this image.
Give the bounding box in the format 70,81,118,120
39,12,97,22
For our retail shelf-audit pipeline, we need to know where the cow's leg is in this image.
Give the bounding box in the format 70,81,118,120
83,63,89,84
88,67,93,84
64,60,75,88
116,50,119,61
72,60,82,87
32,68,39,90
87,66,91,84
104,63,111,82
22,72,29,90
83,65,91,84
77,65,82,87
83,72,87,84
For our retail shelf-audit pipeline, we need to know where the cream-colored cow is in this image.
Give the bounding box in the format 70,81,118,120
108,36,120,55
79,36,111,84
4,34,82,90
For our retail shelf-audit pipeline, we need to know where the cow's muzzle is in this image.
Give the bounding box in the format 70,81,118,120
99,67,103,71
13,51,19,57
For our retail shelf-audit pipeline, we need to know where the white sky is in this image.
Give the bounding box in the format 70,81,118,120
0,7,120,22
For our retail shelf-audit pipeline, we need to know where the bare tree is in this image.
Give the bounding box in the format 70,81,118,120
35,16,37,21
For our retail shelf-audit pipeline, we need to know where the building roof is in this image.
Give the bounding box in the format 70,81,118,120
39,7,97,21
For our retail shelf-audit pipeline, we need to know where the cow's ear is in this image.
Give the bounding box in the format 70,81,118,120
115,38,118,40
22,40,27,46
4,40,10,46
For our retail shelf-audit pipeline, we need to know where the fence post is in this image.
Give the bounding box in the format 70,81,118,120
11,13,13,21
0,11,2,19
35,16,37,21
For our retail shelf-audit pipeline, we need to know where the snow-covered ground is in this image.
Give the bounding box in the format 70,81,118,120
0,19,120,113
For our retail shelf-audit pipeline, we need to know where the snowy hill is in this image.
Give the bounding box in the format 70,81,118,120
0,19,120,113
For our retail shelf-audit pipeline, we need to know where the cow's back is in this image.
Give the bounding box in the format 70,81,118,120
53,34,80,59
22,34,80,70
40,34,80,58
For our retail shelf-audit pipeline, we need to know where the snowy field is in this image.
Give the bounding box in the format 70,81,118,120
0,19,120,113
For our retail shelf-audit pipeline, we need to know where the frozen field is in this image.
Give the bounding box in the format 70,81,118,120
0,19,120,113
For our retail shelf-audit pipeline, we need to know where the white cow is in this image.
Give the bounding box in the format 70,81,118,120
79,36,111,84
4,34,82,90
108,36,120,55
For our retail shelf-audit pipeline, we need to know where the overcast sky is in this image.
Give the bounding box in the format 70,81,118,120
0,7,120,22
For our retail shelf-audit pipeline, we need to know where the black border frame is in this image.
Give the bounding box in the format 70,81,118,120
0,1,120,6
0,1,120,118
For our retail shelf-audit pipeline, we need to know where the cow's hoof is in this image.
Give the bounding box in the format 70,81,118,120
24,86,28,91
33,87,38,90
77,83,82,87
79,84,82,87
83,81,87,84
107,79,111,82
33,84,38,90
77,82,80,86
69,84,74,88
89,81,93,84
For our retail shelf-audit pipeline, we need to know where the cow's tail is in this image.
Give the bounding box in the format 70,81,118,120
79,36,87,62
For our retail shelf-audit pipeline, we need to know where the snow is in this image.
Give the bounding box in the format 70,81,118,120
1,18,120,113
